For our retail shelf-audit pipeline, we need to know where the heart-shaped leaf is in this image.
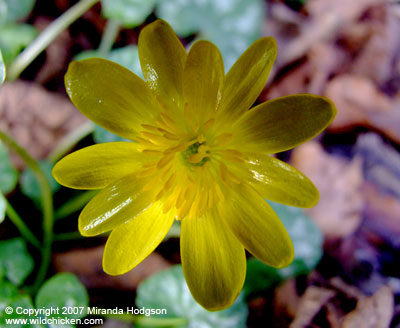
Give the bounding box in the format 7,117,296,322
136,265,248,328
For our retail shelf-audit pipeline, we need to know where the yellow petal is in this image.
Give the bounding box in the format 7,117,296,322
221,184,294,268
181,212,246,311
103,202,174,275
183,40,224,127
65,58,161,140
232,94,337,153
242,153,319,207
52,142,151,190
138,20,187,113
78,174,154,236
216,37,277,127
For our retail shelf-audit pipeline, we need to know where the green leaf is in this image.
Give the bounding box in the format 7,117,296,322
93,124,127,143
0,0,35,24
0,281,36,328
156,0,265,69
35,273,89,320
0,48,5,83
0,140,18,194
20,160,60,206
244,201,323,297
75,45,142,77
0,238,34,286
136,265,248,328
101,0,156,28
0,23,37,65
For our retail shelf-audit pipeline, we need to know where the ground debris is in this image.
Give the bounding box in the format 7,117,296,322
0,81,87,166
342,285,393,328
291,141,364,239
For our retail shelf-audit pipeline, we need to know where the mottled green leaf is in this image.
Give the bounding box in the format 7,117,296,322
0,141,18,194
244,201,323,297
0,238,34,286
0,281,36,328
0,0,35,24
35,273,89,320
157,0,265,69
101,0,156,28
0,23,37,65
136,265,248,328
20,160,60,206
75,45,142,77
93,124,127,143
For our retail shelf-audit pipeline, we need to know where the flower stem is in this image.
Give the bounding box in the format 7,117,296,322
7,0,100,81
98,19,121,55
1,193,41,249
0,130,54,292
53,231,84,241
54,190,98,220
47,122,94,163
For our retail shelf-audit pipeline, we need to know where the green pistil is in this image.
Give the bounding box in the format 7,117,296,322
181,142,210,167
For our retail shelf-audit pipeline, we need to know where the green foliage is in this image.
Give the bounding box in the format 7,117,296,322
75,45,142,77
0,141,18,194
0,0,35,24
101,0,156,28
20,160,60,206
35,273,89,320
0,139,16,224
244,201,323,297
0,281,36,328
0,0,37,66
0,24,37,65
93,125,127,143
0,238,34,286
156,0,265,69
0,48,5,83
136,265,248,328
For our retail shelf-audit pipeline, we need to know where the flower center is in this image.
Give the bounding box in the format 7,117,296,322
181,140,211,167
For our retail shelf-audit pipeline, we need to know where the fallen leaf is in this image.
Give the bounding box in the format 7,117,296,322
291,141,364,239
53,245,171,291
0,81,87,166
342,285,393,328
290,286,336,328
325,75,400,143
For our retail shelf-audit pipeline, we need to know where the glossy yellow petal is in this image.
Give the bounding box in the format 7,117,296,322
232,94,337,153
53,142,151,190
183,40,224,126
181,212,246,311
65,58,161,140
138,20,187,113
103,202,174,275
222,184,294,268
216,37,277,127
242,153,319,207
78,174,154,236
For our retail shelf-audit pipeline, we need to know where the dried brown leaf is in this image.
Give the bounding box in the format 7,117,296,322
0,81,87,166
290,286,336,328
342,286,394,328
53,245,171,291
291,142,364,239
325,75,400,143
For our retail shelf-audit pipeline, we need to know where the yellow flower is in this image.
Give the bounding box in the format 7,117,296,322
53,20,336,311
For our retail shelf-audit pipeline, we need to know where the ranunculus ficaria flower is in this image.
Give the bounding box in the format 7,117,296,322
53,20,336,311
